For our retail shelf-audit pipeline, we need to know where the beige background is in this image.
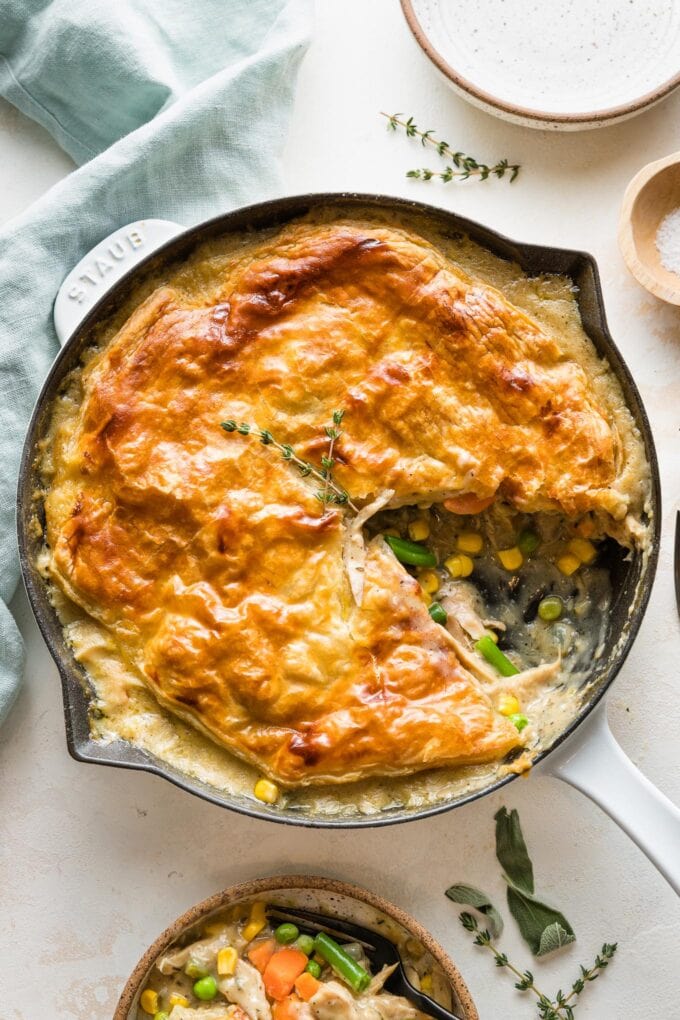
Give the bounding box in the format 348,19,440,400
2,2,680,1017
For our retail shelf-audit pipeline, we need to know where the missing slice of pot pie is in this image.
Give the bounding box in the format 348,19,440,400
41,213,649,792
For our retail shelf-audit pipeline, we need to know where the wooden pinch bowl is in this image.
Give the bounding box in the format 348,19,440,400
113,875,479,1020
619,151,680,305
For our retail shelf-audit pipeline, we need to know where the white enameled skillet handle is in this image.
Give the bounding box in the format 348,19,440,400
542,700,680,895
53,219,184,345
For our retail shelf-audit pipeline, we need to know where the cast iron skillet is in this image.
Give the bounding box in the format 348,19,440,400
16,194,679,889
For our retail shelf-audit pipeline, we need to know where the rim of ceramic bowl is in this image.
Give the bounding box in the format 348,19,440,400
400,0,680,128
113,874,479,1020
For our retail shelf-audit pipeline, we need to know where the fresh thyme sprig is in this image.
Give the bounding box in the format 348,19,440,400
220,414,358,513
459,912,617,1019
381,112,520,182
320,410,344,507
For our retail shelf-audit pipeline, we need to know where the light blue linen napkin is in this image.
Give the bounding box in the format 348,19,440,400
0,0,312,725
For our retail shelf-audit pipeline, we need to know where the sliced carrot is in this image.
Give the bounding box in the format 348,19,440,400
443,493,495,515
272,994,302,1020
248,938,276,974
294,972,321,1001
263,948,309,1001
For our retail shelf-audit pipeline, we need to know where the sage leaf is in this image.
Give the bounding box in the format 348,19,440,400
445,884,503,938
506,879,576,958
538,921,577,957
495,807,576,957
494,806,534,894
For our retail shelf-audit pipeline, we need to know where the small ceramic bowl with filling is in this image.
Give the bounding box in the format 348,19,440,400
114,875,478,1020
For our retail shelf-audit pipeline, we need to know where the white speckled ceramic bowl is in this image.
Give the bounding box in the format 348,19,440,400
401,0,680,130
113,876,479,1020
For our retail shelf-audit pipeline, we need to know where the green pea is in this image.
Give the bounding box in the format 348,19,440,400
184,958,208,979
428,602,448,626
193,976,218,1001
275,922,300,945
510,712,529,732
305,959,322,978
518,529,540,555
538,596,563,622
294,934,315,955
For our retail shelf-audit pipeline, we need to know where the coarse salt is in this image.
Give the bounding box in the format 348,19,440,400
655,207,680,276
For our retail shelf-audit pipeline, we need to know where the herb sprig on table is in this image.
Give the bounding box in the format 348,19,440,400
459,912,616,1020
381,112,520,183
447,808,617,1018
220,411,358,513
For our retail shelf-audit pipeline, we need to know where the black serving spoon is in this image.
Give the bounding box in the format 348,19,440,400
268,906,464,1020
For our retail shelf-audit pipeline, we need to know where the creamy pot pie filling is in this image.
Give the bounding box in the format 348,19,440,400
137,901,447,1020
39,211,649,810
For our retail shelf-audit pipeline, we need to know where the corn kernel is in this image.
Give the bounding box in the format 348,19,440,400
557,553,581,576
498,694,521,716
382,528,400,537
254,779,279,804
567,538,597,565
140,990,159,1015
418,569,440,594
444,554,474,578
457,531,483,555
168,994,190,1009
408,518,430,541
218,947,238,976
420,588,432,606
243,901,267,941
405,938,425,958
497,547,523,571
420,974,433,993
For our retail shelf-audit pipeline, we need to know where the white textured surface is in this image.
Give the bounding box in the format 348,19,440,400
2,2,680,1018
656,206,680,276
409,0,680,116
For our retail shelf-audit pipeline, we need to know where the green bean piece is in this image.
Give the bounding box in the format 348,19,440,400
517,529,540,555
313,932,371,992
384,534,437,567
153,1013,170,1020
274,922,299,945
305,959,322,978
474,635,520,677
510,712,529,732
428,602,448,625
184,958,208,979
193,976,218,1001
294,933,315,955
538,596,563,622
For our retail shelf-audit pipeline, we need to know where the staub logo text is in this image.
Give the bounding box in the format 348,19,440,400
67,227,146,303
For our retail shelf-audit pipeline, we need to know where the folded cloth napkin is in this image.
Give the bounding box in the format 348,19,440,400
0,0,312,725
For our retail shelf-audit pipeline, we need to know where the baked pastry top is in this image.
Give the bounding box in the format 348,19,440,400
44,218,645,786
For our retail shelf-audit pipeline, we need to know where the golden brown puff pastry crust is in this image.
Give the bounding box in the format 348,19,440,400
45,220,640,785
